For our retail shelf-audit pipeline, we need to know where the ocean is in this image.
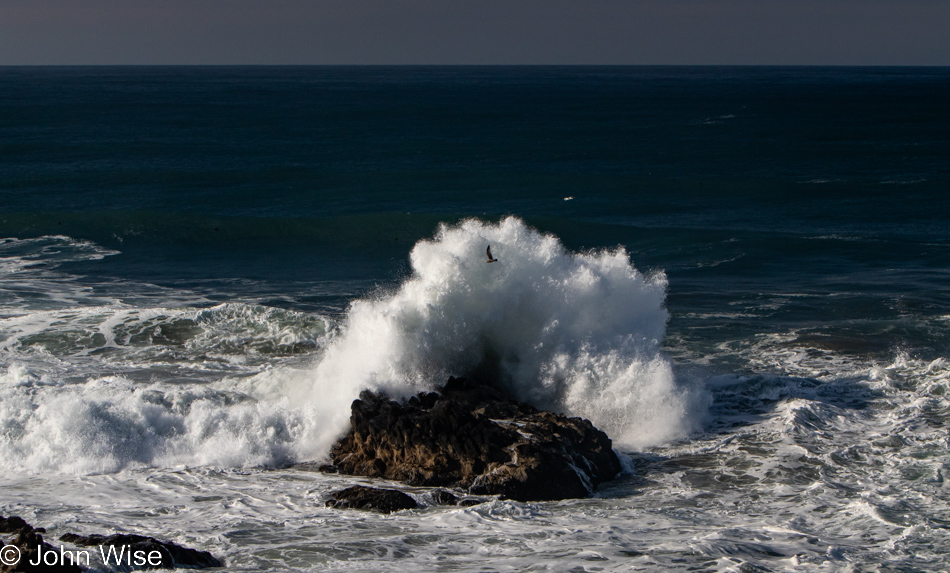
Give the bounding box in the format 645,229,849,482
1,66,949,571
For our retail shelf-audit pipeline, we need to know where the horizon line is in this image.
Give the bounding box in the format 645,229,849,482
2,63,950,68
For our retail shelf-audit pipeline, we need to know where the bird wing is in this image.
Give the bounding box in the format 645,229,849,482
486,245,493,260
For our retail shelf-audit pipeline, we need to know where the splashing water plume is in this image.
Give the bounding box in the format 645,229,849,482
1,221,697,475
306,217,696,450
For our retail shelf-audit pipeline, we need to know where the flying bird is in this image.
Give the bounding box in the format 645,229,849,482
486,245,498,263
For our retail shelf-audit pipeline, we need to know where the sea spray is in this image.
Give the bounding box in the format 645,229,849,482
0,368,309,474
305,216,698,449
0,300,323,474
1,220,698,475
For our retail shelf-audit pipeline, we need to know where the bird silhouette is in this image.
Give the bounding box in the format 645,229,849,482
486,245,498,263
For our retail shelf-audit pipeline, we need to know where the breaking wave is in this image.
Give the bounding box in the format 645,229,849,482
1,219,700,474
303,216,699,452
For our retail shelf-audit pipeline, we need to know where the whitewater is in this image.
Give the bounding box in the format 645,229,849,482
1,218,694,474
2,219,949,571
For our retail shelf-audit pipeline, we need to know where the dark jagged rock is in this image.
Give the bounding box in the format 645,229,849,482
325,485,418,513
1,516,220,572
328,377,622,502
1,516,82,573
57,533,221,569
431,490,459,506
0,516,31,535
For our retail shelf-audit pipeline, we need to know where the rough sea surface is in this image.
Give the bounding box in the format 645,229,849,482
1,66,949,571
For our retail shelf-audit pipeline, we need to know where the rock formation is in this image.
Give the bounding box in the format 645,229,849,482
1,517,81,573
59,533,221,569
324,486,418,513
326,377,621,502
0,515,221,572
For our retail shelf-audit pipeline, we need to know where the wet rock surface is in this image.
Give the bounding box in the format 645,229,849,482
1,517,81,573
328,377,622,502
325,486,418,513
59,533,222,569
0,517,34,535
0,515,221,572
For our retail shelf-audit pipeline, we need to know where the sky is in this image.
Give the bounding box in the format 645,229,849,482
1,0,948,66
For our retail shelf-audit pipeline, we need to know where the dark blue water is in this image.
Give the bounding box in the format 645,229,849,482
4,66,950,572
3,65,949,362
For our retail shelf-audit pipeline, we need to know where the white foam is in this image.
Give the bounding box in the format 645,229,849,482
0,300,331,474
0,365,320,474
301,216,698,450
0,303,329,367
0,219,698,475
0,235,119,271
